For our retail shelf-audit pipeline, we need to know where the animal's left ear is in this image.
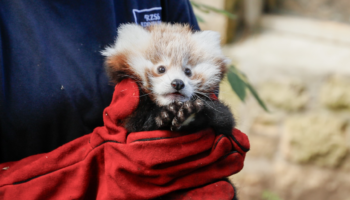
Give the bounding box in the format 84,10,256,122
192,30,222,55
193,31,230,79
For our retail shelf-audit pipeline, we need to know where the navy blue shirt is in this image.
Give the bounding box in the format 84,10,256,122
0,0,199,162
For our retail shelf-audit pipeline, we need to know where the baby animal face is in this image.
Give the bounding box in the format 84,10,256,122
102,23,229,106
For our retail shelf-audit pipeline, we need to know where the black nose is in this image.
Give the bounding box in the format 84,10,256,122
171,79,185,90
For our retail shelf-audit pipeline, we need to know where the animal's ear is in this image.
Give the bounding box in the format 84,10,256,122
101,24,151,57
102,24,150,83
192,31,222,55
104,53,131,83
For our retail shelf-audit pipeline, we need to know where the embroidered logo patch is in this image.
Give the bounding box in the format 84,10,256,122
133,7,162,27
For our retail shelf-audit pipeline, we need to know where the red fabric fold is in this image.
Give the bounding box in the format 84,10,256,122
0,79,249,200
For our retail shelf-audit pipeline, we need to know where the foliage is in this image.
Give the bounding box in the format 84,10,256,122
227,65,269,111
190,1,236,22
190,1,268,111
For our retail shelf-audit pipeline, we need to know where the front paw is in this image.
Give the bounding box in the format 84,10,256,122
171,99,204,131
155,102,182,128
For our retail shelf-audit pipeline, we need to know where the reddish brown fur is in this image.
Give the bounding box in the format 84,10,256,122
105,53,142,84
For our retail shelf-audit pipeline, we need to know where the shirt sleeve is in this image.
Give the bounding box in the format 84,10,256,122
160,0,200,31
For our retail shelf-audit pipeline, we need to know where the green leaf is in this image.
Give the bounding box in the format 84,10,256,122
200,4,236,19
227,70,246,102
228,65,269,112
245,82,269,112
195,15,205,23
190,1,236,19
190,1,210,13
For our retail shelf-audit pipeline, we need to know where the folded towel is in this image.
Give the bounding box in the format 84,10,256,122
0,79,249,200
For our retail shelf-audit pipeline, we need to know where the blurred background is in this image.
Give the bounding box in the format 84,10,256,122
191,0,350,200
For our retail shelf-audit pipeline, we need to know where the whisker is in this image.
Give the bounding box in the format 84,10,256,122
194,94,223,113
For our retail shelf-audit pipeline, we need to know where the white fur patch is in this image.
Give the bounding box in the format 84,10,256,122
193,63,221,89
192,31,223,56
101,24,151,57
128,55,153,87
151,67,193,105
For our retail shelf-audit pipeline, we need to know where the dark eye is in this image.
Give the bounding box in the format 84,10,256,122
157,66,166,74
184,68,192,77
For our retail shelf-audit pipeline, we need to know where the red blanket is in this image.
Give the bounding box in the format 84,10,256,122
0,79,249,200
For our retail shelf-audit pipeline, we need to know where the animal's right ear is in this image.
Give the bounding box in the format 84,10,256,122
102,24,150,83
101,24,151,57
104,53,131,83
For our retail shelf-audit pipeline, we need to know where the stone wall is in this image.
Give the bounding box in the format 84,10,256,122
219,16,350,200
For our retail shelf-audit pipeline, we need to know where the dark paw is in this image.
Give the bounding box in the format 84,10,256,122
155,102,182,128
170,99,204,131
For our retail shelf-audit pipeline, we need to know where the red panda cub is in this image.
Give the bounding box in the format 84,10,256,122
102,23,235,137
